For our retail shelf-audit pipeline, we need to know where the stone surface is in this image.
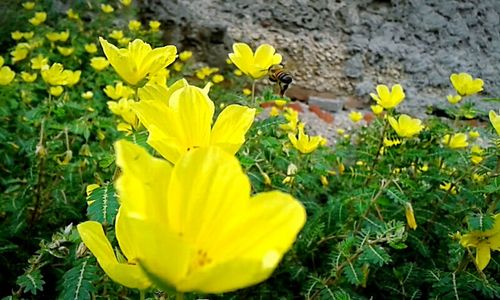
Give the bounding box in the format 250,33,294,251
139,0,500,115
309,96,344,113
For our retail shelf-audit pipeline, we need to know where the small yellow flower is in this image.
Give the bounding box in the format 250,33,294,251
370,84,405,109
66,8,79,20
21,72,37,82
234,69,243,76
49,86,64,97
41,63,68,85
31,54,49,70
46,32,60,42
442,133,468,149
279,108,299,133
118,37,131,46
100,37,177,85
439,182,457,195
450,73,484,97
109,30,124,40
336,128,345,135
349,111,363,123
469,131,480,139
269,106,280,117
29,12,47,26
148,68,170,87
100,4,114,13
179,50,192,62
472,173,485,183
460,214,500,270
0,67,15,85
195,66,219,80
320,175,329,187
371,104,384,115
242,88,252,96
489,110,500,136
288,124,322,154
11,46,29,63
128,20,141,31
65,70,81,87
84,43,98,54
228,42,282,79
388,114,424,138
173,61,183,72
107,98,137,126
23,32,34,40
212,74,224,83
22,2,35,10
404,202,417,230
120,0,132,6
58,30,70,42
419,163,429,172
471,145,484,164
57,46,74,56
82,91,94,100
149,20,161,31
90,57,110,71
447,94,462,104
104,82,135,100
274,99,287,108
226,58,233,65
11,31,24,41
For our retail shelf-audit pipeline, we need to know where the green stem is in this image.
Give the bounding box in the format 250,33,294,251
139,290,145,300
176,292,184,300
251,79,256,105
364,116,389,185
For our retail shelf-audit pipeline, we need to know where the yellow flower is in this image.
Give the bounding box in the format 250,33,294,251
128,20,141,31
109,30,124,40
288,124,322,154
489,110,500,136
442,133,468,149
469,131,480,139
0,67,15,85
99,37,177,85
371,104,384,115
404,202,417,230
85,43,98,54
279,108,299,133
179,50,192,62
23,32,34,40
82,91,93,100
100,4,114,13
46,32,60,42
447,94,462,104
471,145,484,165
275,99,287,108
120,0,132,6
90,57,110,71
450,73,484,96
0,57,4,67
57,46,74,56
12,31,24,40
195,66,219,80
21,72,37,82
108,99,137,126
472,173,485,183
320,175,329,187
439,182,457,195
336,128,345,135
11,46,29,63
22,2,35,10
64,70,81,87
29,12,47,26
58,30,70,42
49,86,64,97
149,20,161,31
66,8,79,20
388,114,424,138
133,83,255,163
212,74,224,83
242,88,252,96
460,214,500,270
31,54,49,69
228,42,282,79
226,58,233,65
78,141,305,292
118,37,131,46
269,106,280,117
349,111,363,123
419,163,429,172
234,69,243,76
148,68,170,87
104,82,135,100
41,63,68,86
370,84,405,109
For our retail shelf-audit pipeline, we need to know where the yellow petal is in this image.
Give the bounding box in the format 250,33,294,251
77,221,151,289
254,44,275,69
210,105,255,154
476,244,491,271
376,85,390,102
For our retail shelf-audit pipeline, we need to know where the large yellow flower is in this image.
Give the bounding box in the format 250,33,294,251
388,114,424,138
370,84,405,109
133,83,255,163
442,133,468,149
460,214,500,270
99,37,177,85
228,43,282,79
450,73,484,97
78,141,306,293
489,110,500,136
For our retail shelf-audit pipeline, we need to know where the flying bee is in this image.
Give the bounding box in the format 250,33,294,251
268,64,293,97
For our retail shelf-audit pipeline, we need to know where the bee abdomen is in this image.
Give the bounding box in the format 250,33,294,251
279,73,293,84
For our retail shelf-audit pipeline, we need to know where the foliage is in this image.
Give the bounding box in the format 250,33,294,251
0,0,499,299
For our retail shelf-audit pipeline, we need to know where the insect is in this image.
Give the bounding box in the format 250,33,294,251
268,64,293,97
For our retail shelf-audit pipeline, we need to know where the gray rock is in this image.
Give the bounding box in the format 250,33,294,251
344,54,364,79
309,96,344,112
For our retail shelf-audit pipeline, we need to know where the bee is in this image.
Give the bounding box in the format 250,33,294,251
268,64,293,97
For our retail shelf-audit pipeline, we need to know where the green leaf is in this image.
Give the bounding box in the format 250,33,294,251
86,183,119,225
343,261,364,286
360,244,392,266
467,213,494,231
59,258,99,300
16,270,45,295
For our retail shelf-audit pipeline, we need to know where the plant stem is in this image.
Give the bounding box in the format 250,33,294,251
251,79,256,105
176,292,184,300
140,290,145,300
364,117,389,185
